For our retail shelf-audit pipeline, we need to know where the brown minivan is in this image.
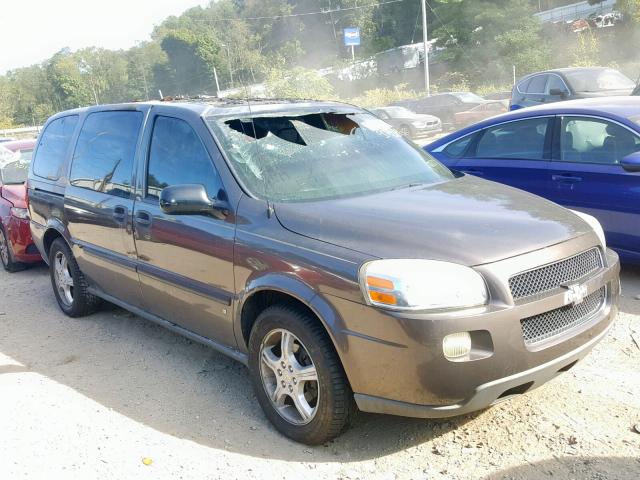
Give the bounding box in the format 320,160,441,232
28,99,620,444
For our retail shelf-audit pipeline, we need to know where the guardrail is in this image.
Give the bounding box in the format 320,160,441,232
534,0,615,23
0,126,41,139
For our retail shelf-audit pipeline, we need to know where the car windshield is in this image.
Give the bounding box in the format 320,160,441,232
564,69,635,92
206,109,453,203
0,147,29,184
453,92,485,103
384,106,415,118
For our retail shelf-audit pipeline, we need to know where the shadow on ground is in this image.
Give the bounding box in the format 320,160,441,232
0,264,480,463
484,456,640,480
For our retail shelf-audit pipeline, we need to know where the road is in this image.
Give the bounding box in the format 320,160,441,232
0,262,638,480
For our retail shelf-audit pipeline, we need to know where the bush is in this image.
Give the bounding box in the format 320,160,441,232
349,84,419,108
265,67,335,100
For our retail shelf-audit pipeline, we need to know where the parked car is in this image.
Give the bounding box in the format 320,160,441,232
29,100,619,444
426,96,640,264
484,91,512,101
2,139,36,161
453,101,507,128
511,67,635,110
392,92,487,128
371,106,441,138
0,140,41,271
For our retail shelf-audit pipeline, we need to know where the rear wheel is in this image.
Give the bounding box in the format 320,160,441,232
0,226,24,273
248,305,355,444
49,238,101,317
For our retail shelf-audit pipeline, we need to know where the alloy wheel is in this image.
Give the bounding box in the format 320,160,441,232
53,251,74,307
0,230,8,266
259,328,319,425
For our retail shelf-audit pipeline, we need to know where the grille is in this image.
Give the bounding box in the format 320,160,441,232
509,248,603,301
521,287,605,346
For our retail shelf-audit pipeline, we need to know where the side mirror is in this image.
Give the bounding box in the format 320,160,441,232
549,88,567,98
621,152,640,172
159,184,229,216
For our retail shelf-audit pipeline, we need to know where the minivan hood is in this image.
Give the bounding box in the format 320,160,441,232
274,175,591,266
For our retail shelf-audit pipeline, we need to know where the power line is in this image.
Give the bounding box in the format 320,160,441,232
189,0,405,23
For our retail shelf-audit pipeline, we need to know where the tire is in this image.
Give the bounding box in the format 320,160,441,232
49,237,101,317
398,124,412,138
0,225,24,273
248,305,355,444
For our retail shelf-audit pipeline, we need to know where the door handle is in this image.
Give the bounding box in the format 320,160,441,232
134,211,152,226
113,205,127,223
552,174,582,182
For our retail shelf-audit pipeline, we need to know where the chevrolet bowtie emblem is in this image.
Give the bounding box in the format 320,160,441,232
563,283,588,306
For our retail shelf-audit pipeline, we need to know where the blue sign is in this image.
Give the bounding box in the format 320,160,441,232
344,27,360,46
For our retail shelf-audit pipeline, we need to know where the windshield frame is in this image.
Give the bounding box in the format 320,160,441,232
204,107,453,203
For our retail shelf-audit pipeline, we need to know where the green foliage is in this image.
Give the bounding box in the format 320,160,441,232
349,84,419,108
265,67,335,100
571,31,600,67
0,0,637,126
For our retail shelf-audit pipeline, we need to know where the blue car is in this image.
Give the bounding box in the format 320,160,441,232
426,97,640,264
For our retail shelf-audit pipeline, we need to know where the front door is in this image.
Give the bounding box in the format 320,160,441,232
65,108,147,306
548,115,640,258
454,116,554,198
133,110,236,346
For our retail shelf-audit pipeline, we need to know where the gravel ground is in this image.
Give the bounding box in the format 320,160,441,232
0,262,638,480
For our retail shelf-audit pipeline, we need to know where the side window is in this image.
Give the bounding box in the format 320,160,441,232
517,78,531,93
547,75,567,94
443,134,474,158
374,110,389,120
475,118,550,160
146,116,223,201
560,117,640,164
32,115,79,180
526,75,548,94
70,111,143,198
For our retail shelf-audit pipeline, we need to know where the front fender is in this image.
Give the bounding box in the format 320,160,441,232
234,272,349,357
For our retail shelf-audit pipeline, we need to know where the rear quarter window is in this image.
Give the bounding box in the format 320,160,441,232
69,111,143,198
32,115,79,180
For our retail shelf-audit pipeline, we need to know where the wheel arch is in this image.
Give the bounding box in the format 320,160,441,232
236,274,348,361
41,219,72,264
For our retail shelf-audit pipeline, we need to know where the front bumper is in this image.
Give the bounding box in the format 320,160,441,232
354,318,613,418
412,124,442,138
328,235,620,417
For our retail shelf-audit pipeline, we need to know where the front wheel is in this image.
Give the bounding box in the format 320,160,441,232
248,305,355,444
398,124,412,138
49,238,101,317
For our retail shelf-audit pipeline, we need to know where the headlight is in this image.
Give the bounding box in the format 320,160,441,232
570,210,606,249
360,259,488,311
411,121,426,128
10,207,29,220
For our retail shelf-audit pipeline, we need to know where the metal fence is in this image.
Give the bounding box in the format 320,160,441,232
534,0,615,23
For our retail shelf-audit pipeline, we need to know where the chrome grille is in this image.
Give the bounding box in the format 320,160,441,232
521,287,606,346
509,248,603,301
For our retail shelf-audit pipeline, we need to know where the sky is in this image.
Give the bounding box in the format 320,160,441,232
0,0,210,74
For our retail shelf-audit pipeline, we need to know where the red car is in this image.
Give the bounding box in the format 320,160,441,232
0,139,41,272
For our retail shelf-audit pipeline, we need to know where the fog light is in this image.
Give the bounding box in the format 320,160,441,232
443,332,472,360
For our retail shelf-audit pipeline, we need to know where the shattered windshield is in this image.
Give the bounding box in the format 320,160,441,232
206,110,453,202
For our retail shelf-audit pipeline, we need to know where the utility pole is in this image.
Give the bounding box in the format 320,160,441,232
421,0,430,96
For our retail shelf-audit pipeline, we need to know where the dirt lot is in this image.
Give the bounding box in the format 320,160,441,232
0,262,638,480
